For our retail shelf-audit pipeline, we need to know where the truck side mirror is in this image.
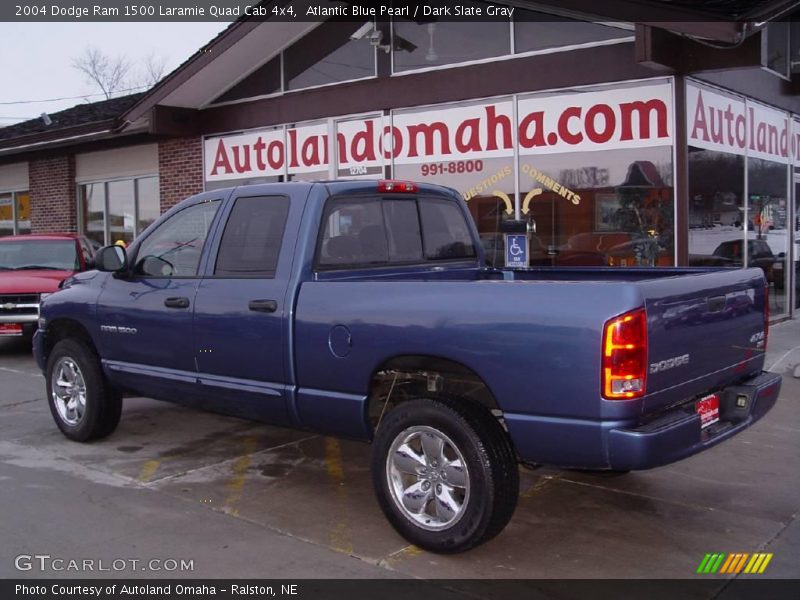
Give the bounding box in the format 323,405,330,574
95,245,128,273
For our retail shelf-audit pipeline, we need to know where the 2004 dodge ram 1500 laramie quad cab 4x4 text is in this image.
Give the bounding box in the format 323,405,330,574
33,180,781,552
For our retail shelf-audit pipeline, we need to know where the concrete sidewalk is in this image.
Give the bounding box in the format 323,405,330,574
766,317,800,375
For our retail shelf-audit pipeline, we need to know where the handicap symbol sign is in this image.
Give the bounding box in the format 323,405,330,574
505,234,528,268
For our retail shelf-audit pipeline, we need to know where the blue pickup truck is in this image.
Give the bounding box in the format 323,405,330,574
33,180,781,552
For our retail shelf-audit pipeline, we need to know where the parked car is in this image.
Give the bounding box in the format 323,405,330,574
33,181,780,552
0,233,95,337
712,239,777,279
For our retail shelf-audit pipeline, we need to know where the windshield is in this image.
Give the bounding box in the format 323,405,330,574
0,240,79,271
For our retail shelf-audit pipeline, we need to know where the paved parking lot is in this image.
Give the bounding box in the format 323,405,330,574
0,321,798,581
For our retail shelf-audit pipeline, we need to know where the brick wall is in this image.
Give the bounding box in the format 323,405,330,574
158,136,203,212
29,155,77,233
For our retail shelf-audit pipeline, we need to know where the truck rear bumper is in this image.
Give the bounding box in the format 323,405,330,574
505,370,781,470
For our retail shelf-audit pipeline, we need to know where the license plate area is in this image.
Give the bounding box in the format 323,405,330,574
0,323,23,336
696,393,720,429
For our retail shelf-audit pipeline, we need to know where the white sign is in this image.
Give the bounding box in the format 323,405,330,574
204,81,675,183
687,82,794,164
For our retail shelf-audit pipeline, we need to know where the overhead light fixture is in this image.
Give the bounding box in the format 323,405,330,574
350,21,374,40
40,112,52,126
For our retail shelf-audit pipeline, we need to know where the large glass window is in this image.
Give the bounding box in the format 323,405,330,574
514,11,631,54
0,190,31,237
765,21,790,78
79,176,159,246
137,177,160,235
108,180,135,245
749,157,789,317
284,21,375,90
794,169,800,309
80,183,106,246
0,193,13,237
687,82,793,318
392,12,510,72
16,192,30,234
688,148,745,265
213,56,282,104
519,147,674,267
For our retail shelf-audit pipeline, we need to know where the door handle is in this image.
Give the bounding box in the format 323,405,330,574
164,296,190,309
248,299,278,313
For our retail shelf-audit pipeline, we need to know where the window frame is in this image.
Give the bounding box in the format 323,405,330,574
390,13,633,77
77,174,159,246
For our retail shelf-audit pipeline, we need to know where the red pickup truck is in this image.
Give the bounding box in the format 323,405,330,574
0,233,96,337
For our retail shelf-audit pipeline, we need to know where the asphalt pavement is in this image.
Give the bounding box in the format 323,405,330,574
0,319,798,582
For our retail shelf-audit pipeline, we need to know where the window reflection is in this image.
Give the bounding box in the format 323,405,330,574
108,180,135,245
79,176,159,245
80,183,106,246
392,15,510,72
519,147,674,267
514,11,630,54
0,194,12,237
285,21,375,90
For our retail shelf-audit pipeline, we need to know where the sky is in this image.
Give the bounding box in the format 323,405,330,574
0,22,229,126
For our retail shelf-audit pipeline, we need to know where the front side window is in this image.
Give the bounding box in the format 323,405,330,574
214,196,290,278
134,200,219,277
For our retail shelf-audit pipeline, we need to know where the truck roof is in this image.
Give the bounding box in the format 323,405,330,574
218,179,459,199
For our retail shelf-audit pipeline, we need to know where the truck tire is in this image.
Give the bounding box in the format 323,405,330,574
371,397,518,553
46,339,122,442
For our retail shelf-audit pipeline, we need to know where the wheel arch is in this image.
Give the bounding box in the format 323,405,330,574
366,354,507,436
43,318,99,365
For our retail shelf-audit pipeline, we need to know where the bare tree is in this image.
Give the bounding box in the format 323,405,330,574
71,47,132,100
141,53,167,87
72,47,168,99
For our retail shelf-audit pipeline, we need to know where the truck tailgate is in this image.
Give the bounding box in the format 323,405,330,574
641,267,768,415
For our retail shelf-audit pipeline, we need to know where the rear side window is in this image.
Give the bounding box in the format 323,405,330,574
419,199,477,260
214,195,290,278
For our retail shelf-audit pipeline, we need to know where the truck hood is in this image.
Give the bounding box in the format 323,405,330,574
0,270,76,294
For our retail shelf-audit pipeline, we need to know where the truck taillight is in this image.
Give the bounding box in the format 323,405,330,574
378,180,417,193
602,308,647,400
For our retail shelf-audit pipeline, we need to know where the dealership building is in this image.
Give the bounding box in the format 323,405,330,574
1,0,800,319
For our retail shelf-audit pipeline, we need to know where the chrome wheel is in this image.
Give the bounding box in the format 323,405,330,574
386,425,470,531
51,357,87,426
